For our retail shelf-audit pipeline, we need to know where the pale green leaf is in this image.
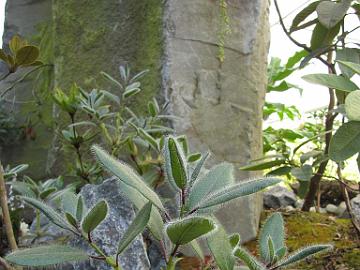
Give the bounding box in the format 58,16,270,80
5,245,88,266
166,216,216,245
117,202,152,255
234,248,266,270
316,0,352,28
329,121,360,161
92,145,165,212
81,200,108,233
345,90,360,121
302,74,358,92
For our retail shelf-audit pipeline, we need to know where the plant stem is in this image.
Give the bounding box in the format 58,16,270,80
302,51,336,211
337,165,360,236
0,163,18,251
166,244,179,270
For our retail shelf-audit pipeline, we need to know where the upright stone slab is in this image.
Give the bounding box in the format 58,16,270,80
163,0,269,242
0,0,53,178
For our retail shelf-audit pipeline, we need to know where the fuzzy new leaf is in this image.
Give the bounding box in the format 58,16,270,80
5,245,88,266
21,196,75,233
163,137,188,190
275,244,332,268
233,248,266,270
92,145,165,212
196,178,281,210
166,216,216,245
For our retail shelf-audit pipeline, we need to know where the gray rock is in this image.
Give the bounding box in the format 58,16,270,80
336,202,347,217
325,204,338,214
351,195,360,220
319,208,327,214
310,207,316,213
263,186,297,209
28,178,151,270
295,199,304,209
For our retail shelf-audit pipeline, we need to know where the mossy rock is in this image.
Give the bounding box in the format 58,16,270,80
245,210,359,270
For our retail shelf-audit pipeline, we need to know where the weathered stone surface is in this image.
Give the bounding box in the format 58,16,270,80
28,178,150,270
351,195,360,221
0,0,53,178
163,0,270,242
325,204,338,214
263,186,297,210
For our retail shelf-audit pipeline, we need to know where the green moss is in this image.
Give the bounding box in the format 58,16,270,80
53,0,163,114
245,211,359,269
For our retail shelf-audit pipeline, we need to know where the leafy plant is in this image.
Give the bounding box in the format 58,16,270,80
5,138,281,269
230,213,332,270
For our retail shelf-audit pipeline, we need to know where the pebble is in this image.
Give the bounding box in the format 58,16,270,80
336,201,347,216
325,204,338,214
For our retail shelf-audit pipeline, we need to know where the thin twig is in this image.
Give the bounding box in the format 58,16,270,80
337,165,360,236
0,163,18,251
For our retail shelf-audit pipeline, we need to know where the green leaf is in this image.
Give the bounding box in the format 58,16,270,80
207,224,235,270
76,195,86,221
11,182,36,198
65,212,78,228
15,45,39,66
291,165,313,181
9,35,24,54
190,240,204,260
163,137,188,190
229,233,241,249
266,166,292,176
240,159,286,171
329,121,360,162
5,245,88,266
316,0,352,29
187,162,234,212
117,202,152,255
166,216,216,245
336,49,360,78
345,90,360,121
81,200,108,233
310,22,340,50
275,245,332,268
187,153,202,163
100,71,123,89
267,236,276,264
196,178,281,210
116,181,164,240
302,74,358,92
290,1,320,32
138,128,158,151
92,145,165,212
259,213,285,264
337,60,360,76
233,248,266,270
189,152,209,187
0,49,8,63
21,196,76,233
62,191,78,217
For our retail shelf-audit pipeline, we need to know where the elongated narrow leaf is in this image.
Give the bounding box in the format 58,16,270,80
196,178,281,210
76,195,86,221
259,213,285,264
117,202,152,255
163,137,188,190
190,240,204,260
240,159,285,171
21,197,75,233
189,152,209,187
5,245,88,266
275,244,332,268
302,74,359,92
166,216,216,245
92,145,165,212
62,192,78,217
139,128,158,151
187,163,234,212
337,60,360,75
290,1,320,32
81,200,108,233
329,121,360,162
310,22,340,50
11,182,36,198
233,248,266,270
117,180,164,240
207,224,235,270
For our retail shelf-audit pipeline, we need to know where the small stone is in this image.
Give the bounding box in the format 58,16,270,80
319,208,327,214
285,205,295,212
263,186,297,209
310,207,316,212
325,204,338,214
336,202,347,217
351,195,360,220
295,199,304,209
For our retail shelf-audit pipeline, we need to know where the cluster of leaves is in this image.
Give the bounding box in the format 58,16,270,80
4,137,285,270
0,35,42,74
53,65,172,184
246,0,360,204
